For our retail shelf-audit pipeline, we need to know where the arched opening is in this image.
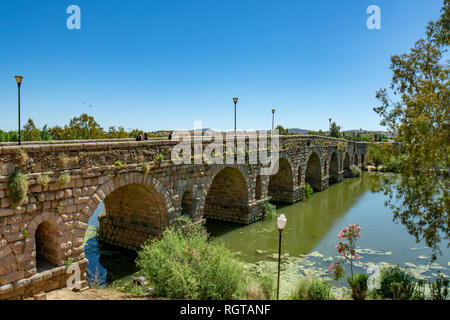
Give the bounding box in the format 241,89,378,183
343,153,351,178
204,167,249,223
255,175,263,200
99,183,168,250
305,152,322,191
268,158,294,203
35,221,59,272
361,153,365,168
181,190,194,218
354,154,359,166
329,152,339,184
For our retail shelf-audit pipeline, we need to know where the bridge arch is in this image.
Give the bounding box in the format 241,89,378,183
305,152,322,191
181,189,194,218
202,166,250,223
268,157,295,203
329,152,339,185
354,154,359,166
83,172,175,250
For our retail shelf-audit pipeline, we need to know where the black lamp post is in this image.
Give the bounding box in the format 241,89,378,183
233,97,238,132
15,76,24,145
276,213,287,300
272,108,275,132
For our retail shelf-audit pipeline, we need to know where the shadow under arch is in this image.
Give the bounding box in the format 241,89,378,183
305,152,322,191
268,157,294,203
329,152,339,185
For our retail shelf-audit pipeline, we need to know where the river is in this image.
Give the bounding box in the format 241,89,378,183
84,172,450,297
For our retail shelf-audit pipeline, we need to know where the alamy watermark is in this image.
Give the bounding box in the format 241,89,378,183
367,5,381,30
66,5,81,30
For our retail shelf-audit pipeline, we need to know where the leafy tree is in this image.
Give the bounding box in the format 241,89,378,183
275,125,290,135
22,119,40,141
329,121,341,138
373,1,449,257
64,113,105,140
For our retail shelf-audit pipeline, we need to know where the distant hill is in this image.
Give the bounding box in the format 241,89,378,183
287,128,310,134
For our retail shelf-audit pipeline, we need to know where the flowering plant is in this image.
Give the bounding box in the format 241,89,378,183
329,262,345,281
330,224,361,280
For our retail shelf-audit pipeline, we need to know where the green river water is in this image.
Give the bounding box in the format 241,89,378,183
85,172,449,298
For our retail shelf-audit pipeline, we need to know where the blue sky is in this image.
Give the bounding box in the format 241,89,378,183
0,0,444,132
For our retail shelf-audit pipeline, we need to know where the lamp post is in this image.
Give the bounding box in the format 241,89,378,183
272,108,275,132
15,76,24,145
276,213,287,300
233,97,238,132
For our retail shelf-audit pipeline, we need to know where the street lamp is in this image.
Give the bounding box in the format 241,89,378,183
276,213,287,300
15,76,24,145
272,108,275,132
233,97,238,132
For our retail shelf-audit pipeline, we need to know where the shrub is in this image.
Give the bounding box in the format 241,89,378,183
429,272,449,300
245,273,275,300
55,202,64,214
263,202,277,219
36,174,50,186
141,162,151,175
114,160,125,170
58,153,70,169
350,165,361,177
8,171,28,208
57,173,71,186
136,218,247,299
15,149,29,166
378,265,415,299
289,278,334,300
303,183,314,199
347,273,368,300
154,153,164,163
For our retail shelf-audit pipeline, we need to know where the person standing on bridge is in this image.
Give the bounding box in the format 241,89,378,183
144,133,149,140
136,133,143,141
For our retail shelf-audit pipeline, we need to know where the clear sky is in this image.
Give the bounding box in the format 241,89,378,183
0,0,444,132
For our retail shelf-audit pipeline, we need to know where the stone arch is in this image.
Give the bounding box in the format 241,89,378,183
268,157,295,203
361,153,365,168
354,154,359,166
83,172,176,250
203,166,249,223
305,152,322,191
329,152,339,185
343,153,351,178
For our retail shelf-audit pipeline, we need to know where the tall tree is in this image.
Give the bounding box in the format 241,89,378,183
373,1,449,257
22,119,40,141
329,121,341,138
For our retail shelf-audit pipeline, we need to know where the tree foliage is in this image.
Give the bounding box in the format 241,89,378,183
373,1,449,257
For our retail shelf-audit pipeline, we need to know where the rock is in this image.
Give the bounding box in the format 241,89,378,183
132,276,148,286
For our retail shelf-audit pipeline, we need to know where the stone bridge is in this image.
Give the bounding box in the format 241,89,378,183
0,135,368,299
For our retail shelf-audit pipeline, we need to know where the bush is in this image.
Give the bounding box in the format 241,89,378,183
15,149,29,166
114,160,125,170
37,174,50,187
350,165,361,177
347,273,368,300
141,162,151,175
289,278,334,300
8,171,28,208
303,183,314,199
378,265,415,299
154,153,164,163
245,273,275,300
136,218,247,299
57,173,71,186
58,153,70,169
263,202,277,219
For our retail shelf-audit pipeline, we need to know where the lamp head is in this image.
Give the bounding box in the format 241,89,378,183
272,108,275,114
277,213,287,231
233,97,238,104
15,76,23,86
